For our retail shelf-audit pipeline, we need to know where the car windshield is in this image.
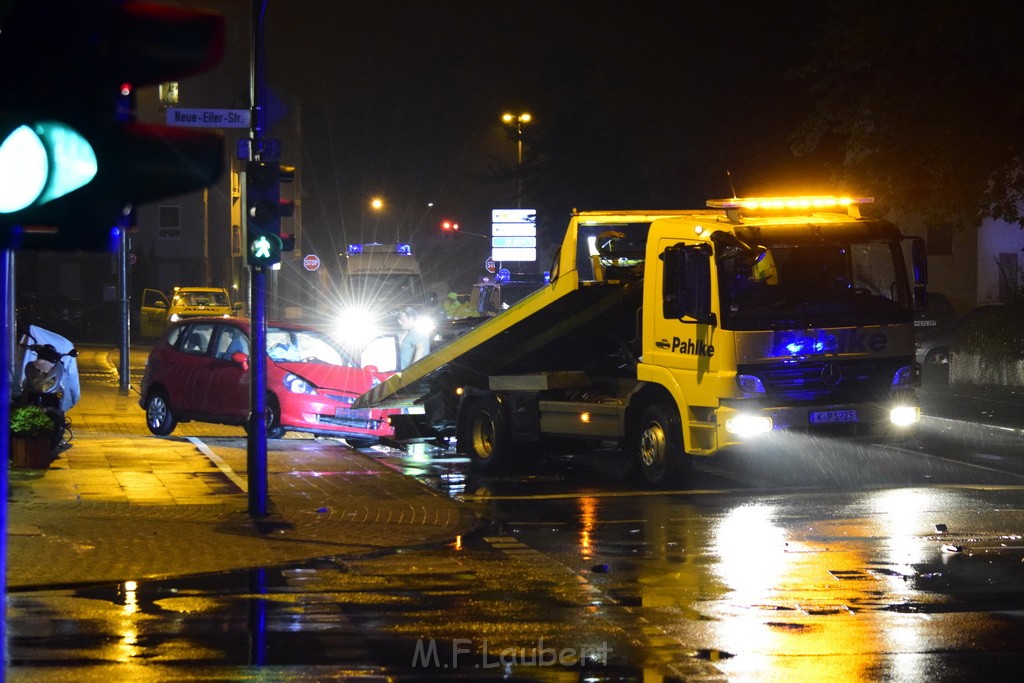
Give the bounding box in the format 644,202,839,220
176,291,229,306
717,232,912,330
267,326,357,366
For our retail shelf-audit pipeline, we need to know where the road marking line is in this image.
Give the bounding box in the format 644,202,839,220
458,488,742,501
188,436,248,492
881,443,1024,481
923,415,1024,436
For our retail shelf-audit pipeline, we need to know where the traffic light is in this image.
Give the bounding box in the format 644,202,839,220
0,0,226,251
248,231,282,267
279,164,296,253
440,220,460,239
245,160,295,267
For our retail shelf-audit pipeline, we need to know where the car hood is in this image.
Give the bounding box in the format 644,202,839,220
273,361,388,394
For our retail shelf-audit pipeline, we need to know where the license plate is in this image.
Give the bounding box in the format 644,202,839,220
809,409,858,424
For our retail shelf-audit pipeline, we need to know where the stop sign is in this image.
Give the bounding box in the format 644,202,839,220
303,254,320,271
485,257,496,273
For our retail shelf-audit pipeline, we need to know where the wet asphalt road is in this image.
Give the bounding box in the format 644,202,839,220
8,421,1024,682
7,355,1024,681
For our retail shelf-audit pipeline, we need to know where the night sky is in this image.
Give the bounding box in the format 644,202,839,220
263,1,831,290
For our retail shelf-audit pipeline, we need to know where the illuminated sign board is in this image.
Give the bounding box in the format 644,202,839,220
491,208,536,262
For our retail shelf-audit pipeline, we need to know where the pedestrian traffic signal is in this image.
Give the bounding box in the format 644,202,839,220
246,160,296,266
0,0,226,251
248,232,282,267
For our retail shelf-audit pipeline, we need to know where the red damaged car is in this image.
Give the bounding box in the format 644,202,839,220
139,317,396,446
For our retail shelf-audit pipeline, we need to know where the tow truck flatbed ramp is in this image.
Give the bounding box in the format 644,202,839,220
355,276,642,410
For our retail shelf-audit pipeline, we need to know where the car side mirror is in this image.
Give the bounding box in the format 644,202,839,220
231,351,249,371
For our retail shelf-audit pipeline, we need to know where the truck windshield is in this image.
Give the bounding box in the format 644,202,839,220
347,274,425,309
717,232,912,330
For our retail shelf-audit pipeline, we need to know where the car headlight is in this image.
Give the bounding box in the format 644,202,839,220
283,373,316,395
169,313,181,322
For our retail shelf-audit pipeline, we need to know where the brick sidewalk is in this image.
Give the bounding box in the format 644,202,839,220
6,347,475,589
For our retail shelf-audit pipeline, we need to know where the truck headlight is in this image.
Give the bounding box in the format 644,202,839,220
725,414,773,437
891,365,916,387
889,406,920,426
737,374,766,393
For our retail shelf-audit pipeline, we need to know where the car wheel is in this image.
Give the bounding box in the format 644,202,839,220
458,396,513,472
345,437,375,449
636,403,691,487
266,396,286,439
924,347,950,364
146,390,177,436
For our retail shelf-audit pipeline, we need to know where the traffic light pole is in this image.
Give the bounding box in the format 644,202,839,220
1,249,12,654
246,0,270,517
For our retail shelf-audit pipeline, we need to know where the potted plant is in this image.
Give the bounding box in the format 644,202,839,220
9,405,56,468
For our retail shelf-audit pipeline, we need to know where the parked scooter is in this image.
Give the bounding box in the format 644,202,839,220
14,325,80,448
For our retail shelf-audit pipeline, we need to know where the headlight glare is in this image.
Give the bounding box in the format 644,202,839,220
889,406,920,426
725,414,773,437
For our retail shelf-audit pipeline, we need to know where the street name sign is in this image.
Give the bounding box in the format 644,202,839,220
166,108,251,128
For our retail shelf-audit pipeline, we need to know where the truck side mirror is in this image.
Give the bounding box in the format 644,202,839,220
662,243,716,325
907,236,928,311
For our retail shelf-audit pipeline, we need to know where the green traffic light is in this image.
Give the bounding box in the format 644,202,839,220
0,122,97,214
248,232,282,266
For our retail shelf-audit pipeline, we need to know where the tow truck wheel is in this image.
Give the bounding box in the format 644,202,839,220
459,397,512,471
636,403,690,487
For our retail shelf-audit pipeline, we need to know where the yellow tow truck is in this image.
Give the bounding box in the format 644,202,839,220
356,196,926,486
140,286,242,338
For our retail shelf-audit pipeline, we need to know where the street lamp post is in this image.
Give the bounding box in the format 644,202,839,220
502,112,532,208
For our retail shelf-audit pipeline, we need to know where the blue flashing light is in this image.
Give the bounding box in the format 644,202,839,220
395,243,411,255
543,271,551,284
773,329,838,357
891,365,915,387
737,374,766,394
497,268,511,284
347,244,363,254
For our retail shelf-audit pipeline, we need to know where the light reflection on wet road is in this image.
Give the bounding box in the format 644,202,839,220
8,426,1024,681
